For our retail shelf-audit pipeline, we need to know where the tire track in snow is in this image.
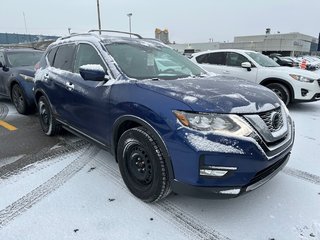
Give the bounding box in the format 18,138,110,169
94,156,231,240
0,139,88,180
0,145,100,229
283,167,320,185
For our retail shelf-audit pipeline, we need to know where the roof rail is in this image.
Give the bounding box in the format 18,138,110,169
59,33,94,40
88,30,142,39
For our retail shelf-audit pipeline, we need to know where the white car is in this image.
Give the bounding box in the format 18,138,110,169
191,49,320,105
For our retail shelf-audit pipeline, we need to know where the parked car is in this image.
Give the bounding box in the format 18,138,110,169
296,56,319,71
269,53,298,67
0,48,43,114
281,56,300,67
191,49,320,105
34,31,294,202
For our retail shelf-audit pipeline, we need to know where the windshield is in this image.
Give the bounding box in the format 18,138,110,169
6,51,43,67
246,52,280,67
105,41,206,80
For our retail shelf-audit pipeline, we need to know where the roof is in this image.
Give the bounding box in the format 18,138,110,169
192,49,257,57
51,30,165,48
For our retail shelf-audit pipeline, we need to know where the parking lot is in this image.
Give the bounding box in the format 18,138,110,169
0,98,319,240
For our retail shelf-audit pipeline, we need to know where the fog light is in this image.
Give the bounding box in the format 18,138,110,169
301,88,308,97
200,169,228,177
220,189,241,195
199,166,237,177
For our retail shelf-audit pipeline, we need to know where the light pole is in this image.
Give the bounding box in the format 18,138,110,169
96,0,102,34
127,13,132,37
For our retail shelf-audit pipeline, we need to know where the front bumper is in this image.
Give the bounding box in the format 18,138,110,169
166,116,294,198
292,79,320,102
171,152,290,199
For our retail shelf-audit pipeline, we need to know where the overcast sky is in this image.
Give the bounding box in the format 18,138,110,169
1,0,319,43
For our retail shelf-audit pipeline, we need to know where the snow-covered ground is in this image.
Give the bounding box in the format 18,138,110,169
0,102,319,240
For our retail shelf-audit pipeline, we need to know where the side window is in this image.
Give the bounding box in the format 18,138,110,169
196,54,208,64
0,52,5,65
53,44,76,71
74,44,105,73
208,52,226,65
47,47,58,66
226,52,249,67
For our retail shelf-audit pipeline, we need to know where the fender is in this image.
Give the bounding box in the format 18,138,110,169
112,114,175,180
260,77,295,100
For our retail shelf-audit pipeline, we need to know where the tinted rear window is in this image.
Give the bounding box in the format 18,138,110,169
47,47,58,66
208,52,226,65
53,44,76,71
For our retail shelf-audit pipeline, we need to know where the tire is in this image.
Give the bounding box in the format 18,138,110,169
266,83,290,106
38,95,61,136
11,84,28,114
117,127,171,202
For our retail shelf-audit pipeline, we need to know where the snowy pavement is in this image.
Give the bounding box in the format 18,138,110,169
0,102,319,240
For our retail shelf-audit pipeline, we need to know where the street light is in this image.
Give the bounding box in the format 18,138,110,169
127,13,132,37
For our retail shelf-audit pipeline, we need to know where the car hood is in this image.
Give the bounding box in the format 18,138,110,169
136,76,281,114
14,66,36,76
264,66,320,79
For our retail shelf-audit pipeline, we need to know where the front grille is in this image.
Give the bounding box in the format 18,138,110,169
258,108,283,132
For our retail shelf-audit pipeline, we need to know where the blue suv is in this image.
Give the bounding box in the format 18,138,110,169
34,30,295,202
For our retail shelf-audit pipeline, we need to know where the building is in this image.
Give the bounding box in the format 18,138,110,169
169,31,319,56
0,33,58,45
155,28,170,44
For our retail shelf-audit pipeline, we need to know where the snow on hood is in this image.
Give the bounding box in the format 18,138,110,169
137,76,281,114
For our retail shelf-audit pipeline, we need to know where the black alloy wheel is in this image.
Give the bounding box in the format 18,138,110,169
11,84,28,114
266,83,291,106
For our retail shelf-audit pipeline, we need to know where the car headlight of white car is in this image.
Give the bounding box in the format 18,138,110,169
289,74,315,83
173,111,253,137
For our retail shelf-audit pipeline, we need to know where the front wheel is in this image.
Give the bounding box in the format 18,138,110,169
117,127,171,202
38,96,61,136
266,83,291,106
11,84,28,114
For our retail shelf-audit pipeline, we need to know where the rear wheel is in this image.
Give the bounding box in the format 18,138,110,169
11,84,28,114
117,127,171,202
266,83,290,106
38,95,61,136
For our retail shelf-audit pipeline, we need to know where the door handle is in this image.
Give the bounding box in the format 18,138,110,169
43,73,49,80
223,70,230,74
66,81,74,91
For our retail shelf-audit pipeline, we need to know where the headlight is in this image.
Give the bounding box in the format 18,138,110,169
289,74,315,83
19,74,34,82
173,111,253,137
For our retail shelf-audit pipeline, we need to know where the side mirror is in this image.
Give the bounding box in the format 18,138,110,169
79,64,108,81
0,61,9,72
241,62,252,71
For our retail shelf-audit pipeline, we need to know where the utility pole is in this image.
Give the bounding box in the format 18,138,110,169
96,0,102,34
23,12,31,42
127,13,132,38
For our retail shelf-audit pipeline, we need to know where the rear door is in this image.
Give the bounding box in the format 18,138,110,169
44,44,77,123
195,52,227,74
